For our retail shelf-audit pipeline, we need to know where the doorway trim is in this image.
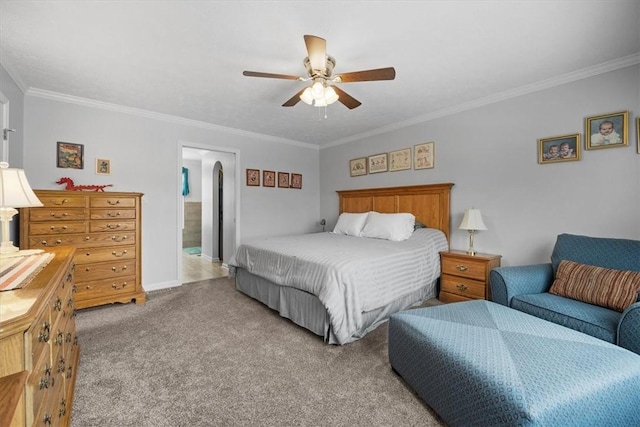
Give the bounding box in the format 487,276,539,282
176,140,241,285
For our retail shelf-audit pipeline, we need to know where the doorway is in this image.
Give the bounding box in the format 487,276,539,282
178,143,239,284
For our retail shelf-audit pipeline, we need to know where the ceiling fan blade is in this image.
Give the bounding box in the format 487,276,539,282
332,86,362,109
334,67,396,83
243,71,301,80
304,35,326,72
282,88,306,107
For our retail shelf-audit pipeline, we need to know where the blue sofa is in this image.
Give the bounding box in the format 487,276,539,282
490,233,640,355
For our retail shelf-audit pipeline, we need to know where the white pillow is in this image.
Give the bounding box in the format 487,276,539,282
360,212,415,241
332,212,369,237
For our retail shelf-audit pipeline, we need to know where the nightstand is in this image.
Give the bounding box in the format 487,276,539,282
439,250,502,303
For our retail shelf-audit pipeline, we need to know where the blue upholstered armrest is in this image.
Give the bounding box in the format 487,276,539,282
618,301,640,355
489,263,554,306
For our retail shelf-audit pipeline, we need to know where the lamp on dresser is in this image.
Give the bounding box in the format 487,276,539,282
459,208,487,256
0,128,43,257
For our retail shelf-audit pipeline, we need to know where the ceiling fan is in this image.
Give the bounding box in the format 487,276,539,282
242,35,396,110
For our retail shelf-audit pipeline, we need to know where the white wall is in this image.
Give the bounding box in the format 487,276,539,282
320,65,640,267
16,89,320,290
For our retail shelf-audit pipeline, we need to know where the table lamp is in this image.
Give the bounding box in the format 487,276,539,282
0,128,43,257
459,208,487,256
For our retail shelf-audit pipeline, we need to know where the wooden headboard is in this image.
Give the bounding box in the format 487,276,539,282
336,183,454,243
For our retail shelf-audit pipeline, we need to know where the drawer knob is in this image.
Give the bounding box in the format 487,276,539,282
52,198,69,205
53,297,62,311
112,235,128,242
50,212,69,218
39,322,51,342
112,282,128,290
111,266,128,272
456,284,468,291
107,211,121,217
107,223,121,229
55,331,64,345
59,399,68,417
107,199,121,205
112,250,127,257
456,264,468,272
43,414,53,425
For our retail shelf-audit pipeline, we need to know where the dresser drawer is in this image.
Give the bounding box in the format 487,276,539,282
75,275,137,302
441,257,488,281
441,274,486,299
29,222,88,235
73,245,136,264
26,308,52,370
75,260,135,282
90,220,136,233
29,208,87,222
27,349,54,421
90,208,136,220
90,197,137,208
37,195,86,208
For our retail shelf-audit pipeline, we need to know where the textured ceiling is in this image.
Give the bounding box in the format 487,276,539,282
1,1,639,147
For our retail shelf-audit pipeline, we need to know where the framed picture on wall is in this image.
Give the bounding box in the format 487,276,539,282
263,170,275,187
278,172,289,188
96,158,111,175
368,153,388,174
349,157,367,177
291,173,302,189
246,168,260,186
414,142,434,169
389,148,411,171
57,141,84,169
585,110,628,150
538,133,581,164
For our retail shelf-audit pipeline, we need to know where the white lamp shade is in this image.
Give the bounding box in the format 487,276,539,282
0,168,43,208
459,208,487,231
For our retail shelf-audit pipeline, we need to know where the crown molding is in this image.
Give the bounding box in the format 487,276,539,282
25,88,318,150
321,53,640,149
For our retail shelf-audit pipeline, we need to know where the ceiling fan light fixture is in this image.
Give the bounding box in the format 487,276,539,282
324,86,339,104
300,87,313,105
311,81,325,99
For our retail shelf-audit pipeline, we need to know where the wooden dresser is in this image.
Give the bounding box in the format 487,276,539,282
0,247,79,426
19,190,145,309
439,250,502,303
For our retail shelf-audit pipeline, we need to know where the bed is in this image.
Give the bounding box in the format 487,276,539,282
230,183,454,344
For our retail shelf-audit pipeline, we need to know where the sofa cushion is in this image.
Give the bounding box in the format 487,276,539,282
549,260,640,312
550,234,640,275
511,293,619,343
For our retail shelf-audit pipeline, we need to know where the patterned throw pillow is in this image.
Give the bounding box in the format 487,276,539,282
550,260,640,312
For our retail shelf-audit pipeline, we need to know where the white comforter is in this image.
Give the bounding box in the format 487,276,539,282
230,228,448,344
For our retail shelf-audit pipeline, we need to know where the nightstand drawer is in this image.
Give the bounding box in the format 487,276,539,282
441,257,487,281
441,274,486,299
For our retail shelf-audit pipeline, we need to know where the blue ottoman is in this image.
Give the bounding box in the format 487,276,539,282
388,300,640,426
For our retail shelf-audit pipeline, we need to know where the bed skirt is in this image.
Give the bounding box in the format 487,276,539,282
234,267,438,344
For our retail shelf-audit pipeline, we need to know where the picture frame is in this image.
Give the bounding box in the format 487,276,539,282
368,153,388,174
290,173,302,189
538,133,581,164
389,148,411,172
263,170,275,187
246,168,260,186
414,142,434,169
349,157,367,177
637,117,640,154
278,172,289,188
57,141,84,169
585,110,628,150
96,158,111,175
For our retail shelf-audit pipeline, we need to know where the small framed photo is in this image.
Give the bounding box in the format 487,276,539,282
585,111,628,150
414,142,434,169
389,148,411,171
636,117,640,154
263,170,275,187
538,133,581,164
368,153,388,174
246,168,260,186
57,142,84,169
96,158,111,175
291,173,302,189
349,157,367,177
278,172,289,188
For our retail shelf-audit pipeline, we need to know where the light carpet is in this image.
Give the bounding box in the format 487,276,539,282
71,277,445,426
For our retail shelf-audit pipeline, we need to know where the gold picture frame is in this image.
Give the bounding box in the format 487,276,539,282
291,173,302,189
414,142,434,169
368,153,388,174
538,133,581,164
278,172,289,188
57,141,84,169
96,158,111,175
263,170,275,187
349,157,367,177
389,148,411,171
585,110,628,150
